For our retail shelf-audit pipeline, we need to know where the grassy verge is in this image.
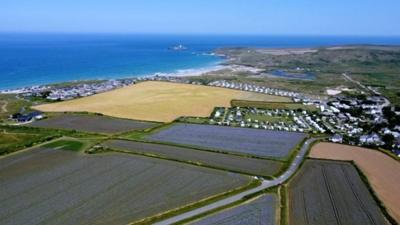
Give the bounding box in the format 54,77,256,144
352,161,399,225
173,187,279,225
230,100,317,112
43,139,85,151
108,147,274,179
41,137,103,152
295,158,398,225
280,185,289,225
119,122,288,163
0,125,67,155
132,179,261,225
272,137,311,178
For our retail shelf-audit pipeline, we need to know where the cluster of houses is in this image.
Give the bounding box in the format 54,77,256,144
320,96,395,146
207,80,301,98
0,85,50,95
208,92,399,154
45,79,135,101
210,107,326,133
2,74,399,154
9,111,44,123
1,79,136,101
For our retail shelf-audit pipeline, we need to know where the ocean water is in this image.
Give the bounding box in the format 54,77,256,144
1,33,400,90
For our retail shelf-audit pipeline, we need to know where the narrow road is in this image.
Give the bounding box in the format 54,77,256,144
342,73,391,108
154,138,317,225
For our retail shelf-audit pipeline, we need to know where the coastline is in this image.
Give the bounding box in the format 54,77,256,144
0,58,228,93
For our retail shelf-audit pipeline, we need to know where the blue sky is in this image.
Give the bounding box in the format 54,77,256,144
1,0,399,35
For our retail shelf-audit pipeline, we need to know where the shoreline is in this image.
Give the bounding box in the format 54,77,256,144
0,60,229,93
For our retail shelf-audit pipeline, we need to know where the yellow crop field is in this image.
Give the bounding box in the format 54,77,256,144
33,81,291,122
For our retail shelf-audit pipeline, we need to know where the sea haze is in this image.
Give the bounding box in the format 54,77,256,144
1,33,400,90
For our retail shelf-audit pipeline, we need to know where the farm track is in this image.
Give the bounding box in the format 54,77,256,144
288,160,390,225
301,191,310,225
153,138,316,225
321,167,342,225
341,166,377,225
310,142,400,223
0,100,7,113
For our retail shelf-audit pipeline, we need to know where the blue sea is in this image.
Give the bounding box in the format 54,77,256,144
1,33,400,90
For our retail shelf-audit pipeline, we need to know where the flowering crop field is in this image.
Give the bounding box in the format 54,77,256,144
0,147,250,225
148,123,306,158
191,194,277,225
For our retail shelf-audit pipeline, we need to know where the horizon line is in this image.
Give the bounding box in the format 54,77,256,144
1,31,400,38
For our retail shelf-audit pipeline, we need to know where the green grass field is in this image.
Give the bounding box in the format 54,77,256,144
0,126,63,155
0,94,32,121
43,139,86,151
231,100,318,111
245,113,294,124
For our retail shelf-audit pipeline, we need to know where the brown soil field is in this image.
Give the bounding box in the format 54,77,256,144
310,142,400,223
33,81,291,122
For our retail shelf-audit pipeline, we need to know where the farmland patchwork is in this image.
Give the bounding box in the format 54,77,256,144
288,160,389,225
0,147,250,225
147,123,306,158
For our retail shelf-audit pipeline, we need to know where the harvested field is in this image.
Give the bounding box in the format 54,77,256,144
29,114,158,134
104,139,283,177
147,123,306,158
288,159,389,225
0,147,250,225
33,81,290,122
191,194,277,225
310,142,400,223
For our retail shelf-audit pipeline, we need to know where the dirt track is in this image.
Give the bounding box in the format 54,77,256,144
310,142,400,223
0,100,7,113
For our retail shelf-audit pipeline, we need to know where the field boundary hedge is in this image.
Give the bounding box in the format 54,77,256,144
132,179,261,225
109,147,275,179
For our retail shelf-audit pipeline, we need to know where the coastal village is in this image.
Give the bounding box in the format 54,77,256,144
2,75,400,156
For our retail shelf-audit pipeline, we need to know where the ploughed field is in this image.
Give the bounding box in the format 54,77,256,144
147,123,306,158
104,139,283,177
288,159,389,225
310,142,400,223
0,147,250,225
190,194,277,225
29,113,158,134
33,81,290,122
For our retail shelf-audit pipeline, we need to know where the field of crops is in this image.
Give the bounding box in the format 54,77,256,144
147,123,306,158
33,81,289,122
288,159,389,225
191,194,277,225
0,147,250,225
104,139,283,177
310,142,400,223
29,114,158,134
